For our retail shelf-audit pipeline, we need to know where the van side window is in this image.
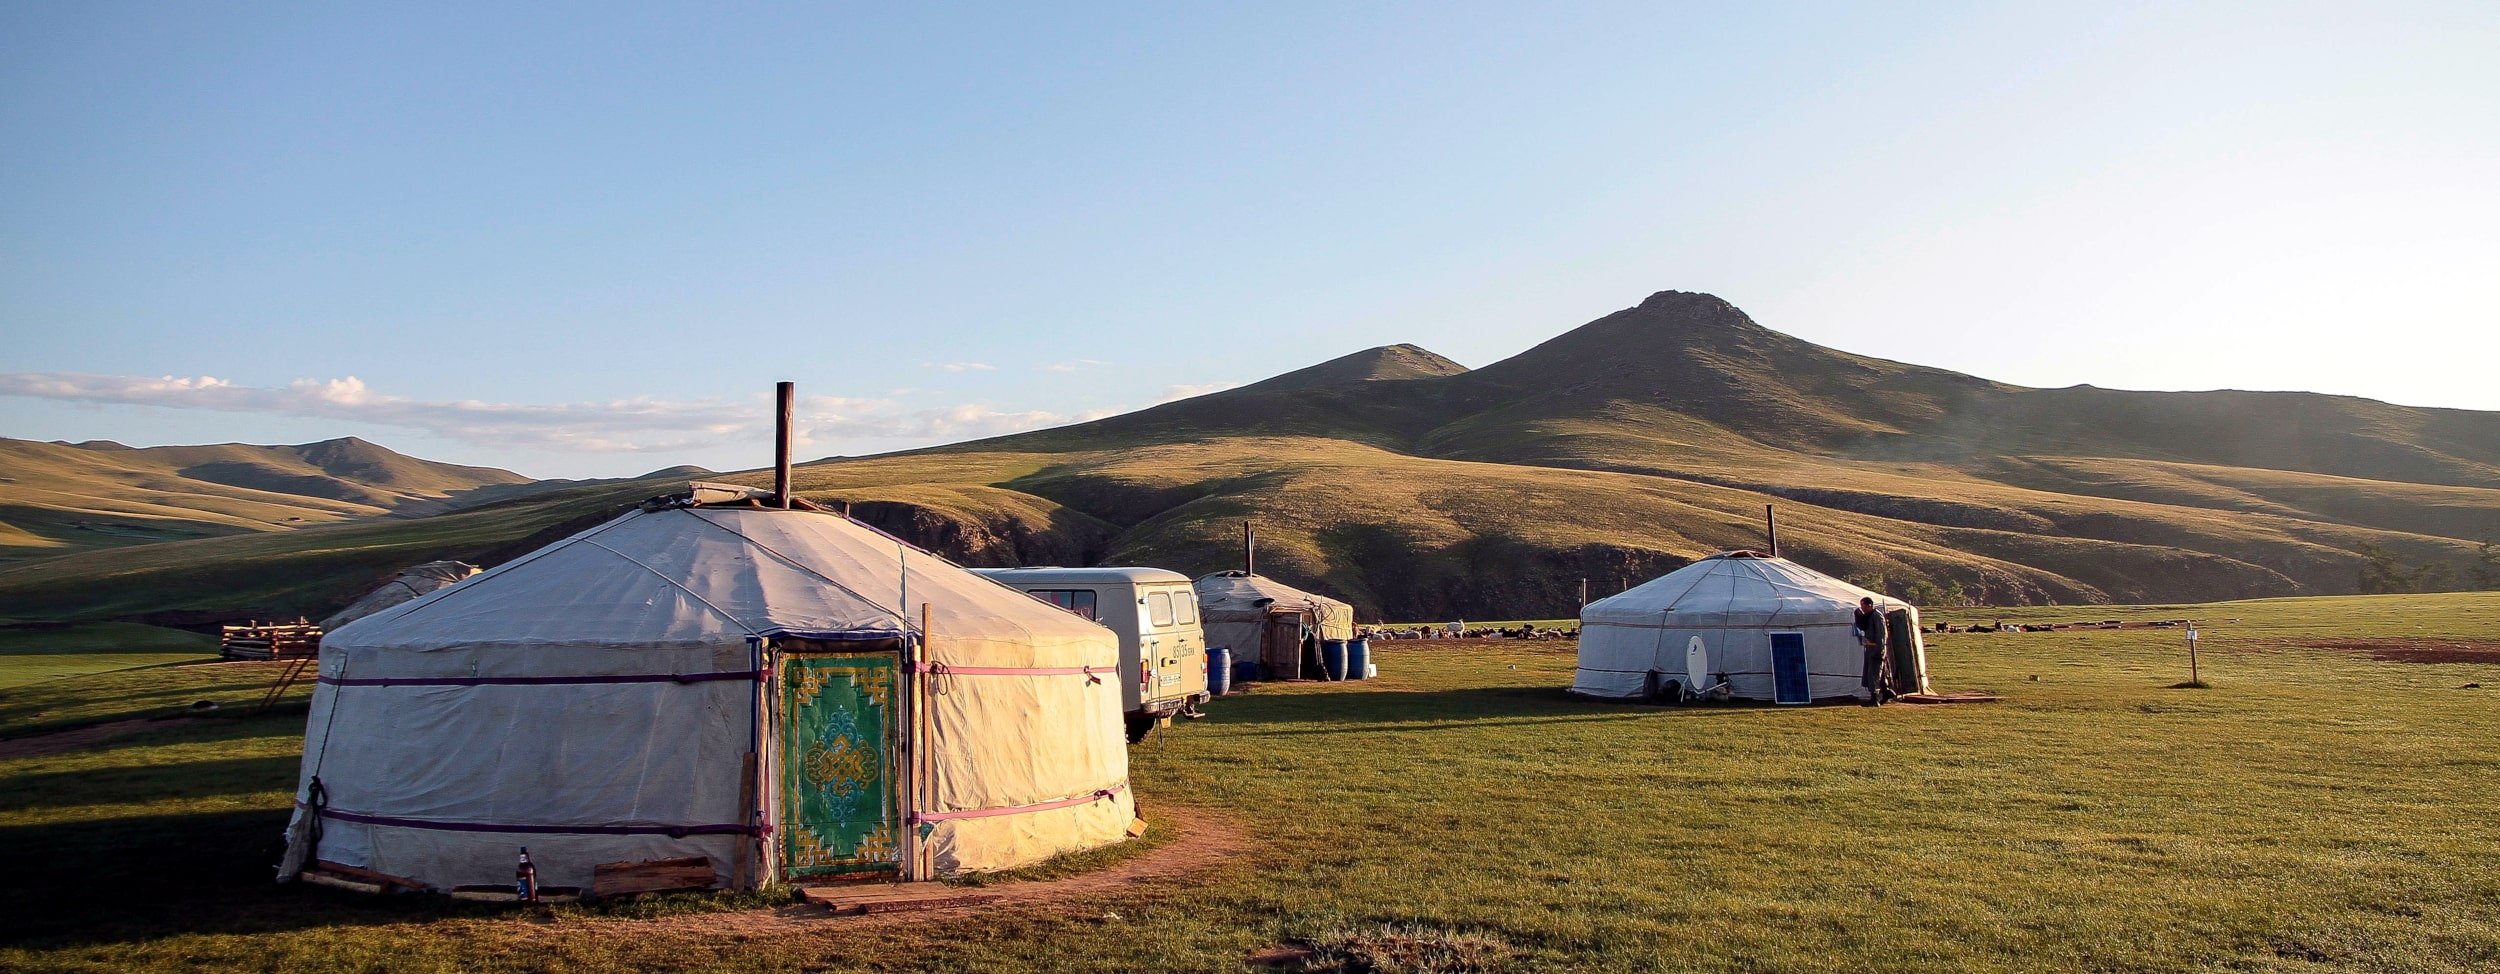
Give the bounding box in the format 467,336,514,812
1171,591,1195,625
1029,589,1098,621
1147,591,1174,627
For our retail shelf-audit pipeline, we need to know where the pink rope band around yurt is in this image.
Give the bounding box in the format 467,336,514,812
909,782,1127,823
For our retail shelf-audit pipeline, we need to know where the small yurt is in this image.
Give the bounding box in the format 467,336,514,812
1195,571,1353,680
282,489,1133,894
1572,551,1930,704
320,560,478,631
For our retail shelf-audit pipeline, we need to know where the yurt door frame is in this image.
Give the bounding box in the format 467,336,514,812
768,638,909,881
1260,611,1307,680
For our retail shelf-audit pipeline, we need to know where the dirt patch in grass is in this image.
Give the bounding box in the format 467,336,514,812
2306,639,2500,665
568,805,1252,939
0,716,206,759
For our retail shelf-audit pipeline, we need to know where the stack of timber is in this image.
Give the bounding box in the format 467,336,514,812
221,620,323,660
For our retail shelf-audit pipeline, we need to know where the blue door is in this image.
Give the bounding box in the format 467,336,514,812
1769,633,1809,705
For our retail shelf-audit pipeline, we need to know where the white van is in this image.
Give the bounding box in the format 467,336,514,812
973,567,1211,742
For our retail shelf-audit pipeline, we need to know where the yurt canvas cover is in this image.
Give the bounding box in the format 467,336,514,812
320,560,478,630
1194,572,1352,680
284,503,1133,893
1573,552,1930,702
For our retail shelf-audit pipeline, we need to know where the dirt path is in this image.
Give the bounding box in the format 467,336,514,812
0,716,206,760
573,806,1254,938
2305,639,2500,665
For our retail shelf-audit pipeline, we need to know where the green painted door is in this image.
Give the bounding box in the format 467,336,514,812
779,652,901,878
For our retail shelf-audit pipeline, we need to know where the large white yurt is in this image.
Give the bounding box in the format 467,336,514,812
1572,551,1930,704
282,493,1134,893
1194,571,1353,680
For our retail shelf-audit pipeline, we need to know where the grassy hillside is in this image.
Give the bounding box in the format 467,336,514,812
1,289,2494,624
0,436,532,561
3,592,2495,971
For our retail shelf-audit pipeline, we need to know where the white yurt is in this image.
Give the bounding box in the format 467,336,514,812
1572,551,1930,704
320,560,478,631
1194,572,1353,681
282,492,1134,893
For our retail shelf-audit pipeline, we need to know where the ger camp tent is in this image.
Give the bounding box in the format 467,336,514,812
320,560,478,631
1572,551,1930,704
282,496,1134,893
1195,571,1353,680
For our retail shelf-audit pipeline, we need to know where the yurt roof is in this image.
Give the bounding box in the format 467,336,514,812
1193,571,1352,620
325,505,1112,666
1582,551,1907,626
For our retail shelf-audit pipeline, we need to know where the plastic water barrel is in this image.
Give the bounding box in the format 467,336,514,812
1320,639,1350,681
1206,646,1232,696
1231,658,1259,687
1344,637,1370,681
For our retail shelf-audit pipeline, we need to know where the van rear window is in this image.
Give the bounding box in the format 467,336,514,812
1028,589,1098,621
1147,591,1175,627
1171,591,1195,625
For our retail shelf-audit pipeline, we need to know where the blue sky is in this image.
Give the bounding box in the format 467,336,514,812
4,1,2495,478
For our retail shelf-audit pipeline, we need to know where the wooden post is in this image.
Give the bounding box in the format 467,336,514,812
915,601,934,880
774,381,795,509
1765,504,1779,557
2187,623,2201,685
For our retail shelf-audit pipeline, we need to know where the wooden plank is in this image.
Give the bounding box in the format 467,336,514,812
299,871,384,895
449,885,583,903
591,855,717,897
797,881,1002,915
309,859,424,891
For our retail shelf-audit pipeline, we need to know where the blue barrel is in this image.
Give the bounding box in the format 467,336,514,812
1319,639,1349,681
1344,637,1370,680
1205,646,1232,696
1231,658,1259,688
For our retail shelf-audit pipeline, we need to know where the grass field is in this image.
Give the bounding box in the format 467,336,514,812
0,592,2495,972
0,623,216,689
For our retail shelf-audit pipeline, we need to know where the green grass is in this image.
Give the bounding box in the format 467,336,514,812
1,592,2496,972
0,623,216,689
0,657,310,738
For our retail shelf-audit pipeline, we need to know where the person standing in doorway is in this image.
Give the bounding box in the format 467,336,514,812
1855,597,1890,707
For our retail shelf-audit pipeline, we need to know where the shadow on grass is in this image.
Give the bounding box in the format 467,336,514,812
0,754,299,813
0,807,476,948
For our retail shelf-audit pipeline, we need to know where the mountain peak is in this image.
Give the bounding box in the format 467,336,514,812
1239,343,1469,393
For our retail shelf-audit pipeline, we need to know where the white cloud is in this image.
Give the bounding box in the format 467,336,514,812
922,361,996,373
1038,359,1110,374
0,372,1084,454
1153,381,1240,404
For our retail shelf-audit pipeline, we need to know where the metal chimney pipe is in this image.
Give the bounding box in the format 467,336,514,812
1243,520,1255,576
1765,504,1778,557
774,381,795,510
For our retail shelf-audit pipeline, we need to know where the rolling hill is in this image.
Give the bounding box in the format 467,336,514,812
0,437,535,560
2,290,2495,624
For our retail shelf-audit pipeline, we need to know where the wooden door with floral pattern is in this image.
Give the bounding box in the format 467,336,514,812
778,652,901,878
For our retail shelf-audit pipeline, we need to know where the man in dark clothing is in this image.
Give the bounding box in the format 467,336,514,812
1855,597,1889,707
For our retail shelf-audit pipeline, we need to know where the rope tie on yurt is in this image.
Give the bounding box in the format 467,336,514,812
310,809,764,837
303,775,328,853
909,781,1128,824
914,661,1109,697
